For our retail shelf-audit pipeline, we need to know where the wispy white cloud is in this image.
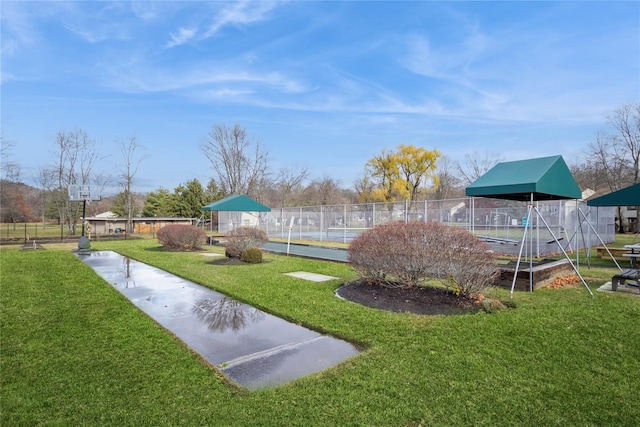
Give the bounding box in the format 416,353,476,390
130,1,163,21
166,27,197,48
163,1,281,48
202,1,280,39
206,88,256,99
0,2,45,56
64,23,130,43
103,58,310,97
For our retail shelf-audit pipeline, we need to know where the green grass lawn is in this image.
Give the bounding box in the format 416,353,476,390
2,240,639,426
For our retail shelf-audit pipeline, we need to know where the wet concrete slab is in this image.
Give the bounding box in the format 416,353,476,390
76,251,359,390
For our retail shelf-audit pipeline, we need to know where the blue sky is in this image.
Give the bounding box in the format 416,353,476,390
2,1,639,195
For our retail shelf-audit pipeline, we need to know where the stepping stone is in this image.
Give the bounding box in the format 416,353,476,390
285,271,338,282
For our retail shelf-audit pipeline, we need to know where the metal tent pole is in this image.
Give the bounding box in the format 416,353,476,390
510,204,533,299
578,208,623,271
529,205,533,291
533,204,593,296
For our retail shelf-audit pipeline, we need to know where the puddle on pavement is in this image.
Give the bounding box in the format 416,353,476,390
76,251,359,390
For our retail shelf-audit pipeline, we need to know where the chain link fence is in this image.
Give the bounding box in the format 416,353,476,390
219,197,615,257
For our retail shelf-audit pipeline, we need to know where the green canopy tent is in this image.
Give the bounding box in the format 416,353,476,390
201,194,271,239
465,155,593,296
466,155,582,201
587,183,640,207
587,182,640,238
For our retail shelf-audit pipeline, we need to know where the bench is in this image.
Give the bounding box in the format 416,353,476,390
611,268,640,291
595,247,630,259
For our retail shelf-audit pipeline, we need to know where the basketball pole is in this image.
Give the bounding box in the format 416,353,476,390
81,199,87,237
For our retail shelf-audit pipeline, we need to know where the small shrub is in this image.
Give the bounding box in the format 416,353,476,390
348,222,497,297
157,224,206,251
224,226,268,258
241,247,263,263
481,298,507,313
502,299,518,309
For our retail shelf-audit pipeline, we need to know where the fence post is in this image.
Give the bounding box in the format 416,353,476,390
404,200,408,223
320,205,323,242
424,200,428,223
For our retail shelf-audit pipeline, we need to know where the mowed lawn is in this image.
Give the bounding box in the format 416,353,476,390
2,240,639,426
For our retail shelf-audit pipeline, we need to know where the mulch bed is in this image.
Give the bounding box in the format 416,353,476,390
207,257,271,265
336,280,480,315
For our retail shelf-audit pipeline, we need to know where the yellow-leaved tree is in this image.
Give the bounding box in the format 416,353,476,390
358,145,440,202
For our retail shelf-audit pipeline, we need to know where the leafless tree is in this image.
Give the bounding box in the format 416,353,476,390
585,131,629,192
303,176,347,206
353,173,377,203
456,151,504,186
201,123,270,200
115,136,145,233
607,102,640,230
580,102,640,232
85,172,113,217
433,155,464,200
608,102,640,184
569,159,600,193
1,138,20,182
39,129,98,235
273,165,309,208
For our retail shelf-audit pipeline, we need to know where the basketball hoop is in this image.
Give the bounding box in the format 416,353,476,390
68,184,99,202
68,185,101,241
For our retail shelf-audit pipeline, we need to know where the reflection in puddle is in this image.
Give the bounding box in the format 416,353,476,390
193,297,265,333
77,250,360,390
121,256,136,288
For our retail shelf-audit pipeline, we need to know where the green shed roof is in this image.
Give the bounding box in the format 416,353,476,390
465,155,582,201
202,194,271,212
587,183,640,206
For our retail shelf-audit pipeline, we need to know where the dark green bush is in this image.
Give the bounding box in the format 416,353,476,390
157,224,206,251
224,227,268,258
241,247,263,263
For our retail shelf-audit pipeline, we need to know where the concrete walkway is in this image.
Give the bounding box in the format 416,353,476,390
76,251,359,390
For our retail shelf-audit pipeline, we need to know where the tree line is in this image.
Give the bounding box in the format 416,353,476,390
1,102,638,234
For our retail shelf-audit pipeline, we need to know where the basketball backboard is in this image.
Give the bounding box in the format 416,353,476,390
68,185,101,201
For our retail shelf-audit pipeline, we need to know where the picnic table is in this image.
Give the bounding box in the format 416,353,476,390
622,244,640,268
611,268,640,292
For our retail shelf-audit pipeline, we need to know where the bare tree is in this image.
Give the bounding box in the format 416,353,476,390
304,176,346,206
273,165,309,208
586,131,629,192
353,173,377,203
456,151,504,186
607,102,640,231
115,136,145,233
581,103,640,232
201,123,270,200
433,155,463,200
85,172,113,217
569,159,602,193
1,138,21,182
39,129,98,235
608,102,640,184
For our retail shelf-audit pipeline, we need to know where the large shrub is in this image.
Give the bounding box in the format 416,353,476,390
224,227,268,259
157,224,207,251
348,222,497,296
